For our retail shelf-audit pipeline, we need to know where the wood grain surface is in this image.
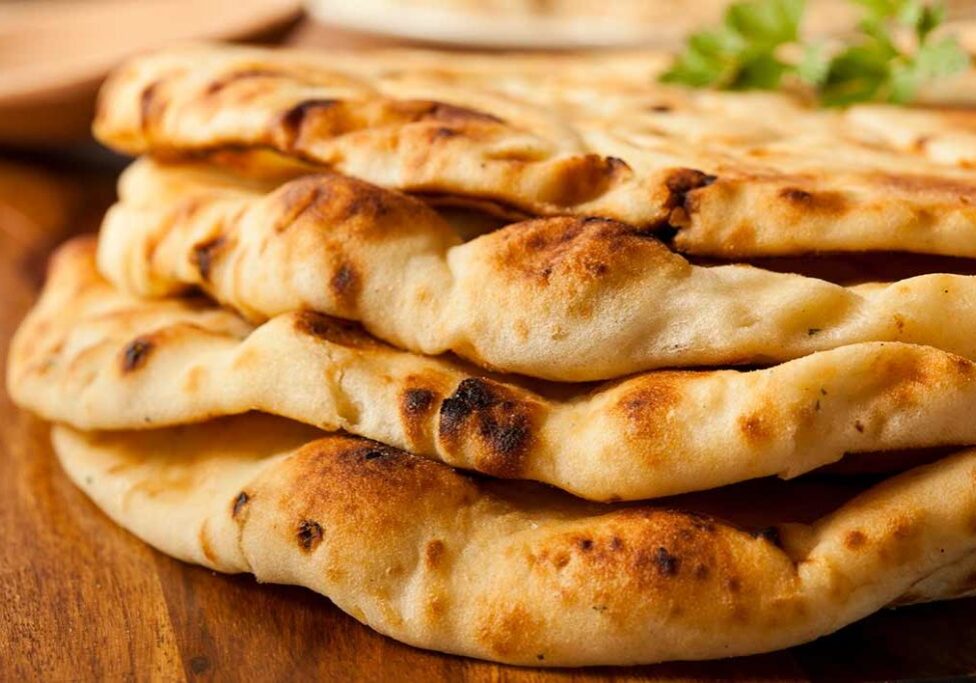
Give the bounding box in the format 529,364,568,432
2,156,976,683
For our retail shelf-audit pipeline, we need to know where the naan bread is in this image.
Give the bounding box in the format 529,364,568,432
52,413,976,665
94,44,976,258
97,158,976,381
895,549,976,606
13,237,976,501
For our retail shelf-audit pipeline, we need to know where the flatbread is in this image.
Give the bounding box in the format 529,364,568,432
13,237,976,501
94,44,976,258
96,158,976,381
52,412,976,665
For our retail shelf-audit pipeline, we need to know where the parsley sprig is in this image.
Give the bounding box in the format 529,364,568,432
660,0,970,106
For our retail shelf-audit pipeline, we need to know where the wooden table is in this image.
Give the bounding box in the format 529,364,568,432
3,28,976,683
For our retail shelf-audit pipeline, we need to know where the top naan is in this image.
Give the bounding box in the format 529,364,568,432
95,44,976,258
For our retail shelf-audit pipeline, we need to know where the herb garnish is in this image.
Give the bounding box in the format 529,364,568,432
660,0,969,105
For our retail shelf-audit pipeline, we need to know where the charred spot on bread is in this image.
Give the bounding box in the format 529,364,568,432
120,337,153,372
231,491,250,518
439,378,536,478
654,547,681,576
191,236,227,280
296,519,324,551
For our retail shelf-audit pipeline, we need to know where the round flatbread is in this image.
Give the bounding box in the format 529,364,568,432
96,158,976,381
52,412,976,666
94,44,976,258
11,237,976,501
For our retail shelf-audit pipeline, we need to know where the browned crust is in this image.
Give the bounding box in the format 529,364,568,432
94,46,976,259
14,237,976,502
437,378,543,478
52,418,976,665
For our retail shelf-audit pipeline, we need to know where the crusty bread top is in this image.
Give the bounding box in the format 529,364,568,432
12,237,976,501
94,44,976,258
96,158,976,380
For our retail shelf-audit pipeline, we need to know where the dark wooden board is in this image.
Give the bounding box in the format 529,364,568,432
2,157,976,683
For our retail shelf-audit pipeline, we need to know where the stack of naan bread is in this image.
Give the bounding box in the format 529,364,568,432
9,44,976,666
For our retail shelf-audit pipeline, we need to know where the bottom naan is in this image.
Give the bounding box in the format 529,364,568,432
53,414,976,666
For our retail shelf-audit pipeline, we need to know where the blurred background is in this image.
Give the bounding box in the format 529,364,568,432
1,0,974,263
4,0,976,148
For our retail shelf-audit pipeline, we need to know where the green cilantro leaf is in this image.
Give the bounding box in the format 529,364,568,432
661,0,970,106
885,34,970,102
796,43,830,85
660,0,804,90
914,3,945,39
915,34,970,78
851,0,917,23
725,0,804,46
818,42,897,105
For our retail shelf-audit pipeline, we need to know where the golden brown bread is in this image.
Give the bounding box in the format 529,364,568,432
52,413,976,665
18,37,976,671
94,44,976,258
11,237,976,501
96,158,976,380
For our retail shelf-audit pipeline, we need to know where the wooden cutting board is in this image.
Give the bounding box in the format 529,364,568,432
0,0,302,146
2,158,976,682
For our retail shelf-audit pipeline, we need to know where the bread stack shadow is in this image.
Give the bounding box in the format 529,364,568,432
9,44,976,667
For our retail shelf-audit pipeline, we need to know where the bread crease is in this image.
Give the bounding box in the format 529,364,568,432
97,158,976,381
13,238,976,501
95,44,976,258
